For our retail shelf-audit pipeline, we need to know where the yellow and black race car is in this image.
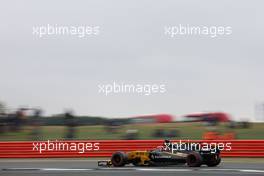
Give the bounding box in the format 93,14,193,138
98,140,221,167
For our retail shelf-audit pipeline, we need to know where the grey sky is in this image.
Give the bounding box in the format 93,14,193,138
0,0,263,121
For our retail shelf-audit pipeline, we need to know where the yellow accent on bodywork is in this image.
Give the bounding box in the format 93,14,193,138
127,151,151,166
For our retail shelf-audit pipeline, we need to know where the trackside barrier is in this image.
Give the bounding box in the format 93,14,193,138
0,140,264,158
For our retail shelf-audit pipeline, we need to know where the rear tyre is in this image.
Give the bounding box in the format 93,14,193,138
186,152,203,167
111,152,128,167
206,154,221,167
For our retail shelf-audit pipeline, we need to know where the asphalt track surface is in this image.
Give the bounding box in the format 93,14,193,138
1,158,264,176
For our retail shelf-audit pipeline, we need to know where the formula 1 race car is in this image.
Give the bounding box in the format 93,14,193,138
98,140,221,167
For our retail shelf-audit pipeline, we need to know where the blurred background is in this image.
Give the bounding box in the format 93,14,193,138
0,102,263,141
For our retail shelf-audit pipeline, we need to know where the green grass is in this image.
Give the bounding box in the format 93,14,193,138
1,122,264,141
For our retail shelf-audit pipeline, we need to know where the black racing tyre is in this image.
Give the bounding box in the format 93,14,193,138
206,154,221,167
111,152,128,167
186,152,203,167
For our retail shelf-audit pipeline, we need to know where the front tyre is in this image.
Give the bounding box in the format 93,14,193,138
111,152,128,167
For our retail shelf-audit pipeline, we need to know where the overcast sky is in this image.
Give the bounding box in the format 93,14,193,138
0,0,263,121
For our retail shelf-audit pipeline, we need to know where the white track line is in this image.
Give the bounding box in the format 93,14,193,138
99,168,136,170
240,169,264,173
201,168,264,173
42,168,93,171
2,168,264,173
200,169,238,171
137,168,192,172
2,168,41,170
136,168,264,173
